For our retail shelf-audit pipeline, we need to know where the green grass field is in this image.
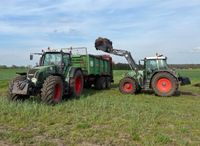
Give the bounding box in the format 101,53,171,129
0,69,200,146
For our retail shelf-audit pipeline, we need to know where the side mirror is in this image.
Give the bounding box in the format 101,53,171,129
30,54,33,60
138,60,141,65
39,57,42,66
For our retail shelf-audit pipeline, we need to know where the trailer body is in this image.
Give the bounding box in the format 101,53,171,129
71,54,113,89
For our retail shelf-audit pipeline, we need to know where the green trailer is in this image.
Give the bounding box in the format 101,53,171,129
71,53,113,89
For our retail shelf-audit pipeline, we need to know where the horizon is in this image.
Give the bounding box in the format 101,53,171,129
0,0,200,66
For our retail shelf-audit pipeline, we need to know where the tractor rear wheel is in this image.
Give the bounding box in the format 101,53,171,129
41,76,63,104
7,75,29,101
119,77,137,94
70,70,84,97
151,72,178,97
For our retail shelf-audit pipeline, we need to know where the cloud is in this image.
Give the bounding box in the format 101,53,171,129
192,47,200,53
0,0,200,65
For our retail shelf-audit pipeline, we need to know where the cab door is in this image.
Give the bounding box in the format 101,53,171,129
144,59,159,80
62,53,71,74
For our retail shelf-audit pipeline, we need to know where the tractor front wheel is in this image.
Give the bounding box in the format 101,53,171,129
119,77,137,94
41,76,63,104
151,72,178,97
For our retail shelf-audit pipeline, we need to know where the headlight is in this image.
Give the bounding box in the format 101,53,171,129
31,78,37,83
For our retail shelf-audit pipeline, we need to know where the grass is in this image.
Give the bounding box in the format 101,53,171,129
0,69,200,146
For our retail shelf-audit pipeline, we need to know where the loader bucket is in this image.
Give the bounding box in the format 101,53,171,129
95,37,113,53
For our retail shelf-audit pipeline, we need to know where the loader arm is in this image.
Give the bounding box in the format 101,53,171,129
95,37,138,72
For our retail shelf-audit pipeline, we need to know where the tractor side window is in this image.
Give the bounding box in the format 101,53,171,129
146,60,158,71
158,60,168,69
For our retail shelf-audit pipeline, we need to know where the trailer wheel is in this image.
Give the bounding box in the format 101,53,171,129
7,76,29,101
95,77,106,90
95,77,102,90
70,70,84,97
151,72,178,97
119,77,136,94
41,76,63,104
106,77,111,89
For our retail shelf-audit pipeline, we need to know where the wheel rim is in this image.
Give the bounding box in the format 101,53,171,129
123,82,133,92
156,78,172,93
75,76,82,94
54,83,61,102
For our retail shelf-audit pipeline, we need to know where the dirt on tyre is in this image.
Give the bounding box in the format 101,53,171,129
7,75,29,101
151,72,178,97
41,76,63,104
119,77,137,94
70,70,84,97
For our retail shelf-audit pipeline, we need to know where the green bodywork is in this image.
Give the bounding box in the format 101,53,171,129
71,55,112,76
125,70,144,86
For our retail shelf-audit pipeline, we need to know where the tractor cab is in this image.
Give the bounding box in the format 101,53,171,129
39,51,71,70
28,50,72,86
144,55,168,75
30,50,71,75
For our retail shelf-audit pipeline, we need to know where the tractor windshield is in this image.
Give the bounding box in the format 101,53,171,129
43,53,62,66
146,59,168,71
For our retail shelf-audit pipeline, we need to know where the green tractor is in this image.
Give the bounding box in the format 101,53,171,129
8,49,84,104
95,37,191,96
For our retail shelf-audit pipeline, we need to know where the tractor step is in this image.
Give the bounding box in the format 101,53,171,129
144,80,150,90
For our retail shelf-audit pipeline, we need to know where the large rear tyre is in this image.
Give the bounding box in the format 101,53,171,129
119,77,137,94
151,72,178,97
41,76,63,104
7,76,29,101
70,70,84,97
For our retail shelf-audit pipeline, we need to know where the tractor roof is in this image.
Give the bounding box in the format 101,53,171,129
145,56,167,60
43,47,87,55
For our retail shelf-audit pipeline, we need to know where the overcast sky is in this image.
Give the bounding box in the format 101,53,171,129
0,0,200,66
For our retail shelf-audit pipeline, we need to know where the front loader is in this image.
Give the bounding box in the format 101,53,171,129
95,37,191,97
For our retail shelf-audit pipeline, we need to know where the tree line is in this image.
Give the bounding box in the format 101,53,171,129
0,65,28,69
1,64,200,70
112,63,200,70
